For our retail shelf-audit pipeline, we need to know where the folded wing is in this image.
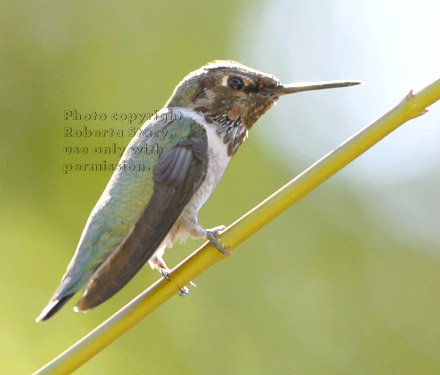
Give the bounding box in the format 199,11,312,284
75,128,208,311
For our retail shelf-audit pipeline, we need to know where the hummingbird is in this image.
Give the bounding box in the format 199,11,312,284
36,60,360,322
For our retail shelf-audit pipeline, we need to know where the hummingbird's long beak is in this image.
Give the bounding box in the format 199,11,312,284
275,80,363,95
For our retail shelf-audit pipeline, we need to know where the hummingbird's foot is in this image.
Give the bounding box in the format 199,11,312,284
177,283,197,296
160,268,171,281
159,268,196,295
205,225,230,255
208,225,226,234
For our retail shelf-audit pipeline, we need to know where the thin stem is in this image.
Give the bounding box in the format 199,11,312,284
34,79,440,375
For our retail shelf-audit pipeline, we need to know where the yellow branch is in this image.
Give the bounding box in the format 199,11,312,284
34,79,440,375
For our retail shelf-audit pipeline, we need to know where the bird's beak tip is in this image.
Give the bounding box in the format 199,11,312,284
275,80,364,95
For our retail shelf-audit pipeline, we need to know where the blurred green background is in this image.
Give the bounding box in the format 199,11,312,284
1,0,440,374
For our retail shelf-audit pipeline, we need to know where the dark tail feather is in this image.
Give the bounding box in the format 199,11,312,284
35,294,75,322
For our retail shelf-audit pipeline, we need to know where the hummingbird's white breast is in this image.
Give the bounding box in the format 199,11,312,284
173,107,231,232
178,107,231,209
148,107,232,270
166,108,231,245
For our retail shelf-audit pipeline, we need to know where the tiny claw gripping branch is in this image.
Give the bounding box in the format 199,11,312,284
206,226,231,255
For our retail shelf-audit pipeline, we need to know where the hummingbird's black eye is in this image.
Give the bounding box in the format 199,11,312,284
228,77,243,90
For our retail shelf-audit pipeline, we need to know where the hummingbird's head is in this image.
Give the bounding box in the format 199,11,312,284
166,60,283,130
165,61,361,155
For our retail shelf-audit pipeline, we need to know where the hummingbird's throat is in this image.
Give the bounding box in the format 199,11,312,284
213,114,243,128
212,114,247,157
